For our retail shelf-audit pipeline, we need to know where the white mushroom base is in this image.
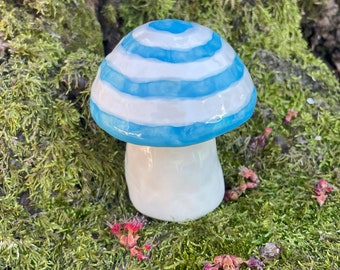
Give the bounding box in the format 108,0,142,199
125,139,224,222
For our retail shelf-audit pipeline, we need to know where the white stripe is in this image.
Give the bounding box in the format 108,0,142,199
105,41,236,81
132,22,213,49
91,69,254,126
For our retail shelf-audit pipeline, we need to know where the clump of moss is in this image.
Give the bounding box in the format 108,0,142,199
1,0,339,269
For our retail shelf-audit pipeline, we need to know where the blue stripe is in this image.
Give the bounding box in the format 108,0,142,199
90,87,257,147
100,55,245,98
120,31,222,63
148,19,193,34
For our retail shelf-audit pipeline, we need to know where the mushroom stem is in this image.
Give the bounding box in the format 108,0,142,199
125,139,224,222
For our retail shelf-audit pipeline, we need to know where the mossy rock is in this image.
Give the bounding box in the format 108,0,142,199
0,0,339,269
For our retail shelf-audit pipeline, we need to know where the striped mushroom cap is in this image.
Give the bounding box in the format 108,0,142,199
90,19,256,147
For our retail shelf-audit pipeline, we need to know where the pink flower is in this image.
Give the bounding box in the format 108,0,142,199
263,127,272,138
250,172,259,183
108,215,152,261
137,252,149,261
312,179,333,206
224,255,244,269
246,182,258,189
289,109,298,116
239,166,253,179
208,255,244,269
224,167,261,202
204,254,266,270
285,109,298,123
130,246,149,260
224,189,239,201
119,234,128,247
143,243,152,251
285,115,292,122
238,182,248,193
231,255,244,266
213,255,225,265
129,245,140,256
314,186,324,196
109,222,121,236
220,255,236,269
124,218,143,233
317,179,333,193
312,193,328,207
239,166,259,183
203,263,219,270
126,231,139,248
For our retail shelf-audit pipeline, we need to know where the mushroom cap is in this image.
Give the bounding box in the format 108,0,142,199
90,19,256,147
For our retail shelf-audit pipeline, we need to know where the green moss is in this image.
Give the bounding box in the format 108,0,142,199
1,0,339,269
101,2,118,25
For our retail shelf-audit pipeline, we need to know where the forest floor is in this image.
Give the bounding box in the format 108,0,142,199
0,1,339,269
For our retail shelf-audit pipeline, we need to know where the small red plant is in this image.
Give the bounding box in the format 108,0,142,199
312,179,333,206
203,254,264,270
263,127,272,138
239,166,259,183
224,166,260,201
284,109,298,123
107,216,153,260
250,127,272,151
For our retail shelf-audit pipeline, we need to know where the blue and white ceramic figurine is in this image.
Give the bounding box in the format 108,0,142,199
90,19,257,221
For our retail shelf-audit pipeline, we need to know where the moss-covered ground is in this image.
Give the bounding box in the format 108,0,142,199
0,0,339,269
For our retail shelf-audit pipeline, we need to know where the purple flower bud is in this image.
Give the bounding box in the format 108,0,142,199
247,256,265,270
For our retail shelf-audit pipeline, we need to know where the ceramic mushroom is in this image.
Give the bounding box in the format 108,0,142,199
90,19,256,222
